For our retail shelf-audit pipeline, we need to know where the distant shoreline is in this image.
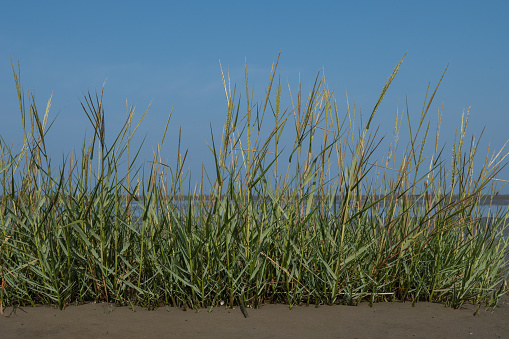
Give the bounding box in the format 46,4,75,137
3,194,508,205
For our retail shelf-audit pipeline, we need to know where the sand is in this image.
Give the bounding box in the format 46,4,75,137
1,295,508,338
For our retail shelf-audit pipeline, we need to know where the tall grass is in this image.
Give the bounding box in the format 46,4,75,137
1,55,508,314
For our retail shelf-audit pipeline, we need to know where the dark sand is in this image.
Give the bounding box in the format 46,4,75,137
1,296,508,338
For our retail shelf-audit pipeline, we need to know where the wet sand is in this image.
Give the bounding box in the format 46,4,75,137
1,295,508,338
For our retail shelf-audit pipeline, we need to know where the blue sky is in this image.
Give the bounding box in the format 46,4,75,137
1,1,508,191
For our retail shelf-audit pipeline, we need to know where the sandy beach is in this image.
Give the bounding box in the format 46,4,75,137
1,295,508,338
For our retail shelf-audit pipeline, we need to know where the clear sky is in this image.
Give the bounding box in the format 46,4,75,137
1,1,508,192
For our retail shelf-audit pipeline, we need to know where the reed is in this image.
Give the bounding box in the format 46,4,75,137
0,55,508,314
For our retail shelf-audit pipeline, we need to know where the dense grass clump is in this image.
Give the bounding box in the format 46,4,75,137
1,55,508,313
